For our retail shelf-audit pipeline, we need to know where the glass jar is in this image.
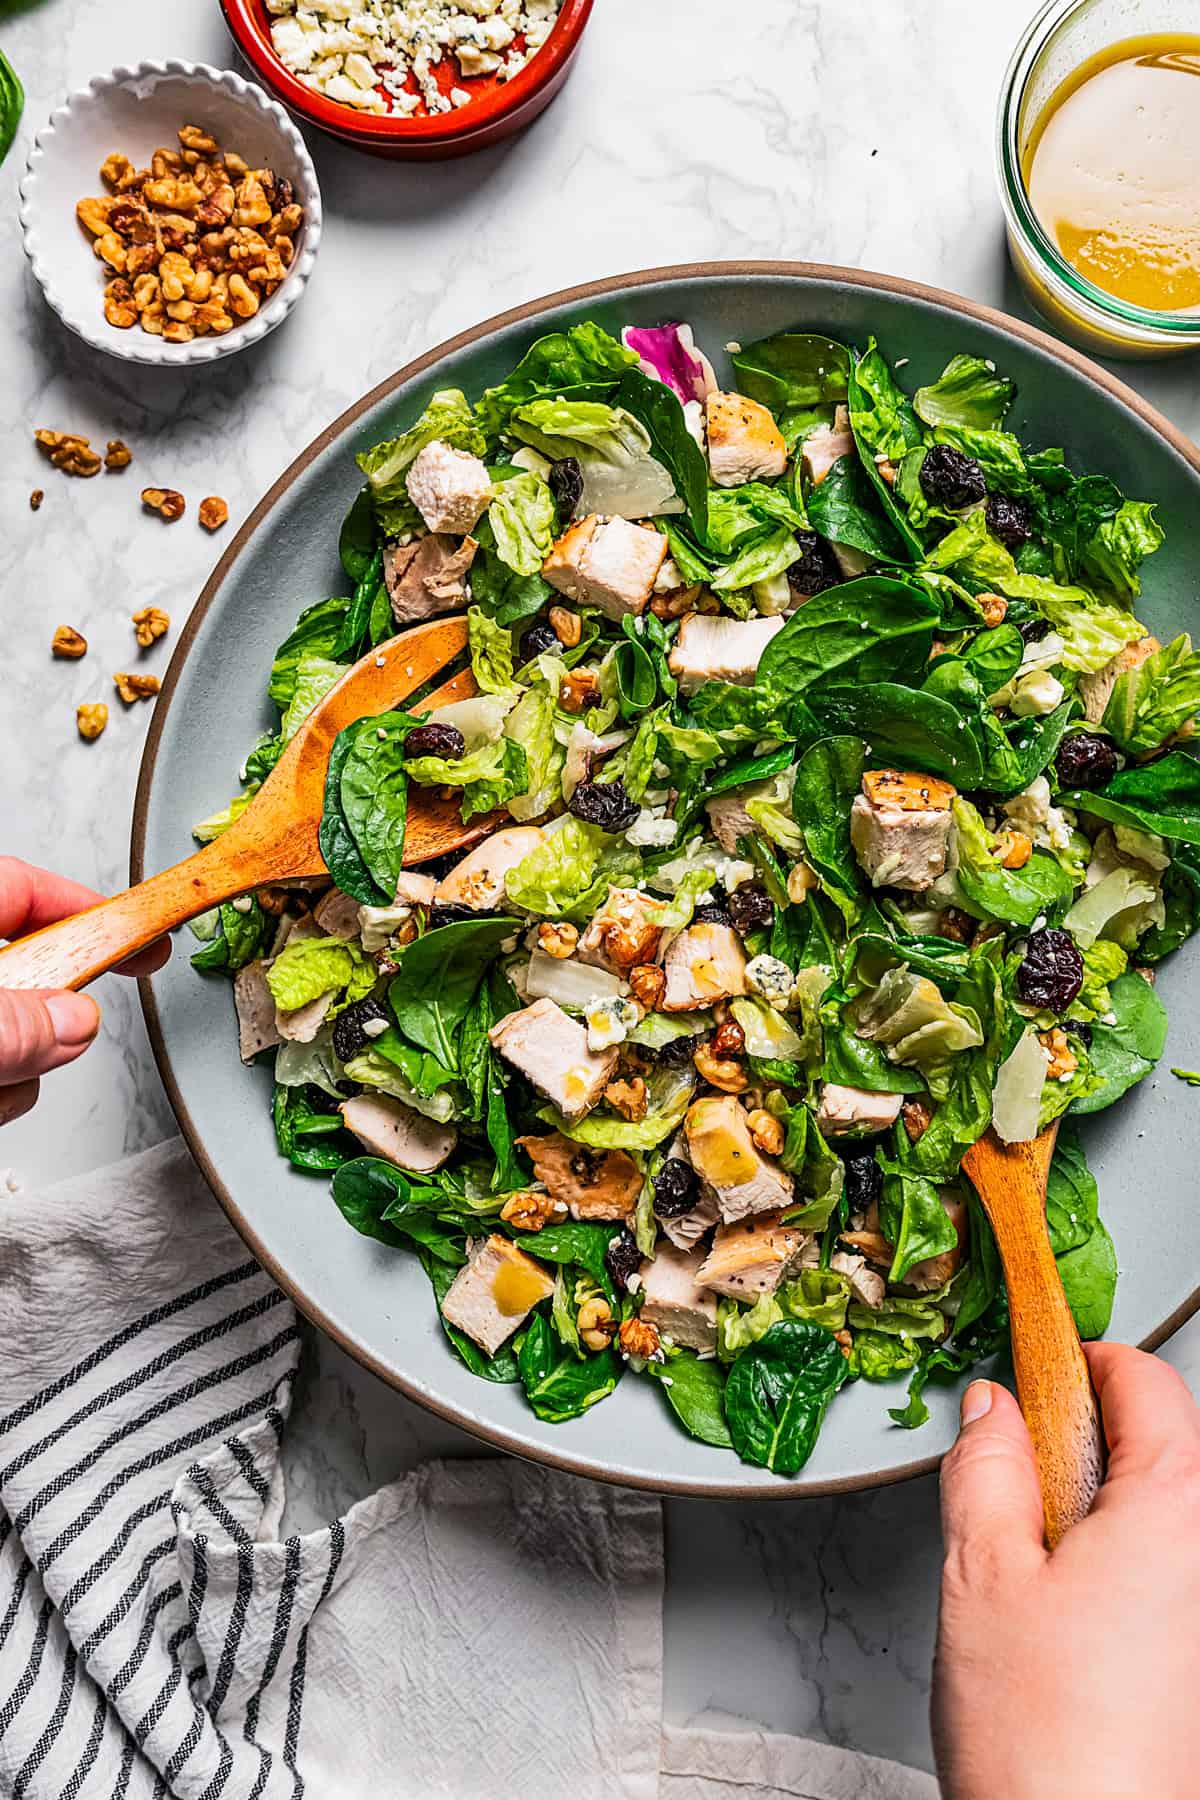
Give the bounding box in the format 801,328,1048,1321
997,0,1200,358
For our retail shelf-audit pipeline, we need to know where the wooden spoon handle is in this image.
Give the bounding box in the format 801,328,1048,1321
0,838,275,992
1004,1227,1105,1547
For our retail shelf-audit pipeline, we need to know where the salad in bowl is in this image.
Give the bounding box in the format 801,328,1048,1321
188,313,1200,1474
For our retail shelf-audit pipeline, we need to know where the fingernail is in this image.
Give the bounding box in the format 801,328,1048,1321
961,1381,993,1427
45,992,100,1047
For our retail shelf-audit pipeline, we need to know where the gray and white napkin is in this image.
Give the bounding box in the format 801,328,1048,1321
0,1139,937,1800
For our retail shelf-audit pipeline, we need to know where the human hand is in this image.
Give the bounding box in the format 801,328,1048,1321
0,857,169,1124
932,1343,1200,1799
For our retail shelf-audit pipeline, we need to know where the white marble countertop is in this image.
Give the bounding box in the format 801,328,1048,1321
5,0,1200,1775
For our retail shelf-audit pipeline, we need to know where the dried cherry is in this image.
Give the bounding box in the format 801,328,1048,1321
652,1157,699,1218
519,620,559,661
919,444,987,509
1015,928,1084,1011
787,532,842,598
1055,731,1119,791
605,1227,642,1292
985,492,1033,550
405,722,465,761
548,457,583,521
332,995,391,1064
568,778,640,832
727,885,775,934
839,1148,883,1215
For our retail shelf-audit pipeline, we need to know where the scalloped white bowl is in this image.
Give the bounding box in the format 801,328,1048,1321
19,61,322,366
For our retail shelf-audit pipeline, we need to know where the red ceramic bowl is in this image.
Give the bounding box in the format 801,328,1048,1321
219,0,594,159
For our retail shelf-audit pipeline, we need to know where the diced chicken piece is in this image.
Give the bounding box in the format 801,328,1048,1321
638,1241,719,1353
234,960,282,1063
394,872,437,905
801,405,855,488
313,887,362,939
659,1187,721,1251
440,1234,556,1356
489,997,618,1120
404,439,492,535
849,769,956,892
516,1132,641,1221
905,1192,969,1292
840,1229,893,1266
542,514,667,622
705,390,787,488
685,1095,794,1223
698,1213,812,1299
830,1249,886,1309
339,1093,457,1173
275,990,334,1044
662,921,747,1011
577,885,663,972
385,533,477,625
1078,634,1161,724
434,825,546,912
816,1084,903,1137
705,792,756,857
667,613,785,695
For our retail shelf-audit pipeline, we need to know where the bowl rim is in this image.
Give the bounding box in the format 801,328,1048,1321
18,58,323,366
133,260,1200,1497
218,0,593,144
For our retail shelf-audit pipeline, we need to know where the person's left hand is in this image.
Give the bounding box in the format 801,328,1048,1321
0,857,170,1124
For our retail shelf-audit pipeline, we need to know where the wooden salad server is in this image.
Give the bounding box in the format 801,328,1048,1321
0,616,493,994
961,1122,1106,1547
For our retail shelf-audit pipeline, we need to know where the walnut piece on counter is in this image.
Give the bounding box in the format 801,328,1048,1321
198,495,229,532
141,486,185,522
132,606,170,647
113,671,161,705
30,489,44,511
35,430,102,477
52,625,88,660
105,438,133,470
76,703,108,740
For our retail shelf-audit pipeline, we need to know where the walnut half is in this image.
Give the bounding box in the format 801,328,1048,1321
113,671,161,704
198,495,229,532
141,487,185,522
76,703,108,740
132,606,170,648
52,625,88,660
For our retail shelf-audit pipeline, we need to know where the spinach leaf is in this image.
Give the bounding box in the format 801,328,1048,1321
888,1340,979,1429
614,366,709,536
953,1188,1002,1338
339,486,377,583
319,716,388,904
953,799,1075,928
331,547,385,660
845,345,926,563
645,1354,733,1448
339,712,417,899
793,736,867,902
0,51,22,168
806,455,911,565
879,1162,957,1284
273,1085,357,1173
1141,844,1200,963
755,577,939,701
502,1218,619,1296
469,512,555,624
1044,1126,1098,1254
613,615,659,716
268,597,351,708
517,1312,621,1421
1056,1220,1117,1339
190,899,271,974
1071,971,1168,1114
806,683,985,787
986,701,1077,796
331,1157,467,1261
731,332,850,441
962,624,1024,695
1067,751,1200,846
389,918,514,1069
423,1252,521,1383
460,965,523,1189
724,1319,849,1474
821,1011,925,1094
474,322,637,436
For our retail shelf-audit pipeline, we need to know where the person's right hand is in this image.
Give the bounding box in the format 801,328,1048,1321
0,857,169,1124
932,1341,1200,1799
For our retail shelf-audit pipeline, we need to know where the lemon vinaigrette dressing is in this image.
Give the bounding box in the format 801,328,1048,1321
1023,36,1200,313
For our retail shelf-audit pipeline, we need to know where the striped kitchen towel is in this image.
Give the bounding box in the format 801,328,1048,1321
0,1139,938,1800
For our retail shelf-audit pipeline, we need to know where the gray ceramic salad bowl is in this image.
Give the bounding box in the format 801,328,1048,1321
134,263,1200,1497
